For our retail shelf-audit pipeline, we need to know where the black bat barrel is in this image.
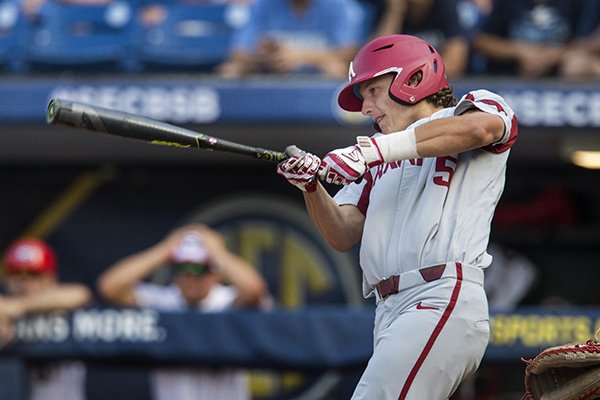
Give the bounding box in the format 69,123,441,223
46,99,287,163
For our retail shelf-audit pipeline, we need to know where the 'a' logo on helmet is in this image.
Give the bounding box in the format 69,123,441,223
348,61,356,82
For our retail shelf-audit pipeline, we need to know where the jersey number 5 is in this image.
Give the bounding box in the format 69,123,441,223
433,156,457,187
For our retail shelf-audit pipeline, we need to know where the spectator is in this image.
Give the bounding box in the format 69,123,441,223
371,0,470,77
560,0,600,78
20,0,45,19
20,0,119,20
455,0,493,74
137,0,252,28
473,0,600,77
0,237,92,400
217,0,366,79
96,223,270,400
456,0,492,33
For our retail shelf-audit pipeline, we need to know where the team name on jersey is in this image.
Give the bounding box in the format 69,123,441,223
371,156,458,188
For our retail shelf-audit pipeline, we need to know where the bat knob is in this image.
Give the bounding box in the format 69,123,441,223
47,99,60,124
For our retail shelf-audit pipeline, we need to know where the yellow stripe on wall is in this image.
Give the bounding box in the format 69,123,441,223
22,169,106,239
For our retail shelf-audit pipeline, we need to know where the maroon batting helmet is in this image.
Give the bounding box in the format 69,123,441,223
3,238,57,274
338,34,449,112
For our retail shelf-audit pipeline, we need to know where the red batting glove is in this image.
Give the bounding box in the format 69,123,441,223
277,151,321,192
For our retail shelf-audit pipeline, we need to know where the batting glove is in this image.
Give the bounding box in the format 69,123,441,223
319,138,384,186
356,136,384,168
277,150,321,192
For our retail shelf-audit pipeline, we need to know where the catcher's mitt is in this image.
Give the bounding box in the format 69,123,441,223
522,330,600,400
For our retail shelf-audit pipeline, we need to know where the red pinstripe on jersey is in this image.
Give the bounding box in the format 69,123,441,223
398,262,463,400
356,170,373,215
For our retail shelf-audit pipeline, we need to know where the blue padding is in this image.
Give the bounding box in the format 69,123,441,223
4,307,600,367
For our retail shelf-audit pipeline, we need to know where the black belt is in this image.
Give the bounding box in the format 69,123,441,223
376,264,447,299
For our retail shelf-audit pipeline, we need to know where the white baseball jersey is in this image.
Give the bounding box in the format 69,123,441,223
335,89,517,298
29,360,86,400
135,283,249,400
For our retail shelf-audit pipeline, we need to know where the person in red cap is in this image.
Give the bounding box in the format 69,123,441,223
277,34,518,399
97,223,270,400
0,237,92,400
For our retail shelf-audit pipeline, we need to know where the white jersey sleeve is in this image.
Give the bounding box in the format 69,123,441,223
455,89,518,153
334,173,370,211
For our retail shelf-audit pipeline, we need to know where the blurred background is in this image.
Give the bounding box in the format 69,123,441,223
0,0,599,399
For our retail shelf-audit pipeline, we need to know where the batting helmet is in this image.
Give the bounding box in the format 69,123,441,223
2,238,57,274
337,34,449,112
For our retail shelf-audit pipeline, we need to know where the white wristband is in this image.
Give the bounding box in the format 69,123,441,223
372,127,419,162
356,136,383,167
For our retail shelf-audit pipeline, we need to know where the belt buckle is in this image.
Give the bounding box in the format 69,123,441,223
377,275,399,300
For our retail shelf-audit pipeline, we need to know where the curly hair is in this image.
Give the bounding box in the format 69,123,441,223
426,86,457,108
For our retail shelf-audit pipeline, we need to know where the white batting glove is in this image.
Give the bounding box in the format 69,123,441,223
277,150,321,192
319,145,367,185
319,138,385,185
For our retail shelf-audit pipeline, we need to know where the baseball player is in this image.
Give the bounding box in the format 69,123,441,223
277,34,518,399
0,238,92,400
97,223,270,400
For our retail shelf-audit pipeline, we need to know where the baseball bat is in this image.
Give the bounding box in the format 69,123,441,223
46,99,289,163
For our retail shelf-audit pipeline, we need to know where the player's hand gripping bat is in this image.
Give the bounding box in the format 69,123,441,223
46,98,292,163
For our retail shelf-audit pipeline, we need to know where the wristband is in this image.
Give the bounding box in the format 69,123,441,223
356,137,383,168
368,127,419,162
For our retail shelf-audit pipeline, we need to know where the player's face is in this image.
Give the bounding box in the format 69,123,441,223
358,74,423,134
173,273,219,305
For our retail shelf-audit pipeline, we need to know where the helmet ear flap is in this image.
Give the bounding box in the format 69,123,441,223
389,45,446,105
390,66,426,105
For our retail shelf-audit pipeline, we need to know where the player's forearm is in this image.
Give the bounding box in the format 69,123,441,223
212,252,268,307
97,244,168,304
373,0,407,37
301,48,355,70
415,119,489,157
589,29,600,52
473,33,524,62
304,184,363,252
217,52,262,77
366,112,502,163
12,285,92,316
441,38,469,77
411,113,504,157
